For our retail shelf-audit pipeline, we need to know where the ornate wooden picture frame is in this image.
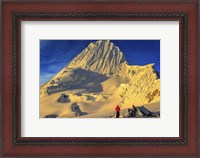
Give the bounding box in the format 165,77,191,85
1,1,199,157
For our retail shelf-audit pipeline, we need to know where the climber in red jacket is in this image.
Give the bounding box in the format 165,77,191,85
115,105,120,118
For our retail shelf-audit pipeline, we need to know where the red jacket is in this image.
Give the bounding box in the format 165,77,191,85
115,105,120,112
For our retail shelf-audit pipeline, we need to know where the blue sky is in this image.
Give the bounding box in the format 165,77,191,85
40,40,160,84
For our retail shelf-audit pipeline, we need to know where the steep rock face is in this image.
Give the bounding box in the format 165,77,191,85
68,40,126,74
118,64,160,106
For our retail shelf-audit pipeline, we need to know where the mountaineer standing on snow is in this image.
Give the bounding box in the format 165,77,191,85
115,105,120,118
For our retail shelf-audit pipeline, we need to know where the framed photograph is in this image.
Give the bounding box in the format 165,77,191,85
1,1,199,157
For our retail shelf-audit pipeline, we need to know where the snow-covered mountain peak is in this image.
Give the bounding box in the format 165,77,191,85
66,40,125,74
